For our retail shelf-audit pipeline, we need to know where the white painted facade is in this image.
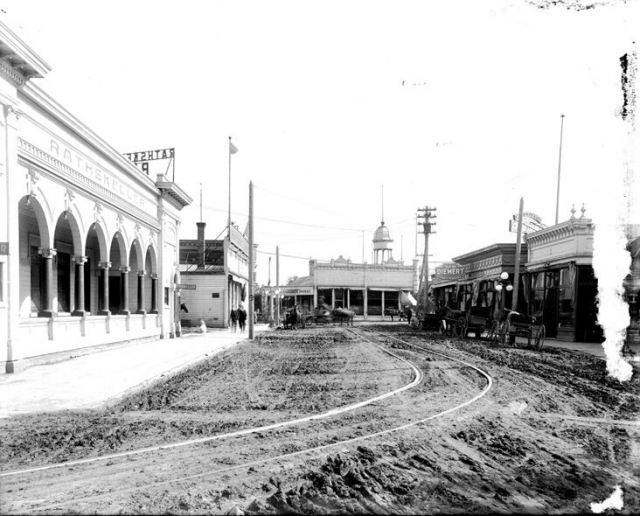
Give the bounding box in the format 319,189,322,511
0,20,191,371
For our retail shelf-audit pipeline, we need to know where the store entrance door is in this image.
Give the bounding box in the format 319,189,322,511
544,287,558,338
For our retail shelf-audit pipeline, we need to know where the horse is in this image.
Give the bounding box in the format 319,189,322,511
331,308,355,326
440,305,466,336
284,306,302,329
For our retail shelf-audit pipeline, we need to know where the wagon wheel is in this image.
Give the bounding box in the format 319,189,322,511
534,325,546,351
456,317,468,339
487,320,500,344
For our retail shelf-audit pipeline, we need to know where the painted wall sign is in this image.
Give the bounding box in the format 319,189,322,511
176,283,196,290
45,138,147,208
0,242,8,255
280,287,314,295
434,263,465,279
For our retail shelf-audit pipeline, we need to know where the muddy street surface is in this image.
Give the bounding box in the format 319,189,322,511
1,325,639,514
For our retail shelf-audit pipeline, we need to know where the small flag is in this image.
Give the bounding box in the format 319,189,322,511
229,140,238,154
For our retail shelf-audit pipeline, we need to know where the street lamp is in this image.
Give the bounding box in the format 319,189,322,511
495,272,513,312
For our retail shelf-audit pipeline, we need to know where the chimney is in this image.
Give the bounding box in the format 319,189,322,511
197,222,206,266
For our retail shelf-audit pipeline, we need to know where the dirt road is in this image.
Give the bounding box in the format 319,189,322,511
1,326,638,514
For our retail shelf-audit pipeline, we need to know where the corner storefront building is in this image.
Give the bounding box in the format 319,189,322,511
0,21,192,372
281,220,420,319
522,207,603,342
431,208,614,343
430,243,529,317
177,222,253,329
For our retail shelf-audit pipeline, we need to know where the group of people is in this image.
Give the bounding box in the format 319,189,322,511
229,305,247,333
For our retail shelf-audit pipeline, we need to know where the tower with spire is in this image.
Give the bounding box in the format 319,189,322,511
372,186,394,264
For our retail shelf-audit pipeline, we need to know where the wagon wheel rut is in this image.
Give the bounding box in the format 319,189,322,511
1,328,496,515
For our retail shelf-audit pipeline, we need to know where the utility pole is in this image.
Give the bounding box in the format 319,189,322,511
248,181,254,339
417,206,437,310
512,197,524,311
276,246,280,327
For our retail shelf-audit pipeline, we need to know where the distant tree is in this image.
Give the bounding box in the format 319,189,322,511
287,275,299,285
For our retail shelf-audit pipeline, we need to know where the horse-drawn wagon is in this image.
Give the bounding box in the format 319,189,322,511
437,306,467,337
462,306,493,339
300,307,333,327
420,305,494,340
489,309,546,350
283,306,304,329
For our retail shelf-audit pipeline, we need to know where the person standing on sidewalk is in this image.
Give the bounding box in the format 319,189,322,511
230,307,238,333
237,305,247,333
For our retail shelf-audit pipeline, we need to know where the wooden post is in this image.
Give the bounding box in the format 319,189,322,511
248,181,254,339
512,197,524,311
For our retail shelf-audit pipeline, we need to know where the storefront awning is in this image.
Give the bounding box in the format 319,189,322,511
432,280,459,288
400,291,417,306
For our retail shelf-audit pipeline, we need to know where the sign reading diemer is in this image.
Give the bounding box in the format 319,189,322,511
434,263,465,281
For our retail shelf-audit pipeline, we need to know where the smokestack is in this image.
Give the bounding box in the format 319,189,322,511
196,222,206,267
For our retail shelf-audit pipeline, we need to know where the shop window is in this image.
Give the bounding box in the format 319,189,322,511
546,271,559,289
367,289,382,315
478,281,495,308
349,289,364,315
443,286,457,310
532,272,544,290
457,284,473,312
559,267,571,287
532,288,545,319
384,291,399,310
317,289,332,308
558,287,575,328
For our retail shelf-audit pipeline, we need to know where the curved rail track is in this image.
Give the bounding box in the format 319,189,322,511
2,327,494,514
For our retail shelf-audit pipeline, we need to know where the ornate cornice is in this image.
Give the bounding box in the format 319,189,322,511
0,20,51,79
525,218,594,247
19,83,157,192
313,261,416,272
18,150,161,231
453,243,527,265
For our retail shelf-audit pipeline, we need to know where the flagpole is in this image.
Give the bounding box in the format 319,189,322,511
555,114,565,225
228,136,232,238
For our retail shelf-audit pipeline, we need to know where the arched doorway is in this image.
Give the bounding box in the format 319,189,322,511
108,233,125,314
18,196,51,317
144,246,158,313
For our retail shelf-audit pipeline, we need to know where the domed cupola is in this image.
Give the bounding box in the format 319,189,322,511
372,186,394,264
372,220,393,264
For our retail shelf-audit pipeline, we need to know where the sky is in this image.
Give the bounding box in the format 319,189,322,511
1,0,638,287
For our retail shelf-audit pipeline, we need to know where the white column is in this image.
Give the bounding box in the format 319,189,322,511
2,104,21,372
